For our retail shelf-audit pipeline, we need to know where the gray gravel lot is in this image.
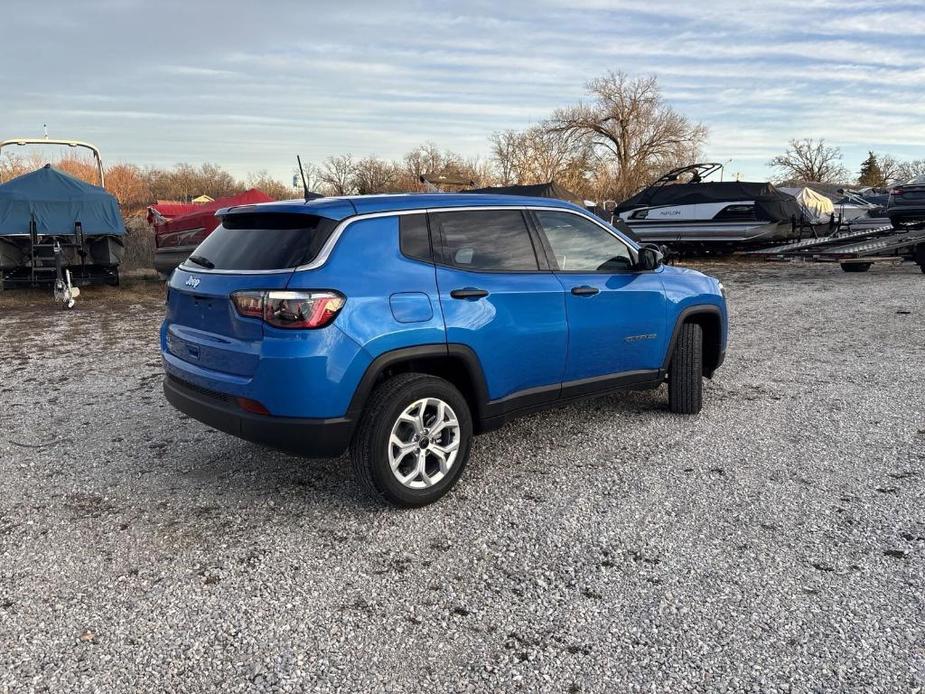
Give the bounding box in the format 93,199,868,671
0,260,923,693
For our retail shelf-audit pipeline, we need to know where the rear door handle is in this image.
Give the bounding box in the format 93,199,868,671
571,285,600,296
450,287,489,300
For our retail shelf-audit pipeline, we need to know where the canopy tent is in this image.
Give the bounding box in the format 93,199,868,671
464,181,584,204
616,181,802,223
779,187,835,224
0,165,125,236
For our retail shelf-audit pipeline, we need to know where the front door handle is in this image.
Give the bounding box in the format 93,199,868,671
450,287,489,300
571,285,600,296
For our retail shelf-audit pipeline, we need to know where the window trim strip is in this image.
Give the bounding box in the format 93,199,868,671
177,205,639,275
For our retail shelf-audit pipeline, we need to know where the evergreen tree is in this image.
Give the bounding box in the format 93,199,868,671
858,151,884,187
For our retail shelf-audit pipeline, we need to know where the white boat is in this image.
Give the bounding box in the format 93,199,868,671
832,190,891,229
614,163,803,247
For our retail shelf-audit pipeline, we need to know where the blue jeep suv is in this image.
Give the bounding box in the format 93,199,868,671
161,194,727,506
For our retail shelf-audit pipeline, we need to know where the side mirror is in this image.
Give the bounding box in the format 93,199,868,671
636,244,664,271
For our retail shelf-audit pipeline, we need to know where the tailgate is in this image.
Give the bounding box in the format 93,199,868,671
165,267,292,377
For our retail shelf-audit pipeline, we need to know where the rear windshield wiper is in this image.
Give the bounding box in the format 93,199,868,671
187,254,215,269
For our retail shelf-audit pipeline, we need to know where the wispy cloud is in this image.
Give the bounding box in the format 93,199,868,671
2,0,923,181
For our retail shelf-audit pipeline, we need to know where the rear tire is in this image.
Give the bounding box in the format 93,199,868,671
668,322,703,415
840,262,872,273
350,373,472,507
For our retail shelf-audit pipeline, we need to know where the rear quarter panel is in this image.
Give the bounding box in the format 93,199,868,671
285,215,446,413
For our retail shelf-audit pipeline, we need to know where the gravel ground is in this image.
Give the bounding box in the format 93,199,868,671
0,260,923,693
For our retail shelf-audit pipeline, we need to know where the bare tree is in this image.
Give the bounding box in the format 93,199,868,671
351,156,399,194
490,126,591,193
319,154,356,196
550,71,707,200
402,143,449,183
246,170,292,200
877,154,925,184
768,138,848,183
397,143,488,190
144,162,241,202
489,130,521,185
463,156,498,188
291,162,322,195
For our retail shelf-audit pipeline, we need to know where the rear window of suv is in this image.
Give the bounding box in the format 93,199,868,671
187,213,338,271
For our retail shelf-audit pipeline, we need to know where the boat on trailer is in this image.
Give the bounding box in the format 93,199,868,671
0,138,124,288
614,163,803,249
148,188,274,279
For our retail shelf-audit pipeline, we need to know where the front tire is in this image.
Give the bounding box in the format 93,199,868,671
668,322,703,415
350,373,473,507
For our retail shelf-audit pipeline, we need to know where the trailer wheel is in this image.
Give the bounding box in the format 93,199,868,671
914,245,925,273
840,262,872,273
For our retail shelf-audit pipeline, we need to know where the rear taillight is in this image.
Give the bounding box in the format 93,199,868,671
231,290,264,318
231,290,345,329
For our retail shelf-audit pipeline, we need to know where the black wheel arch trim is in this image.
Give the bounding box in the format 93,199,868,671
662,304,726,377
345,343,490,423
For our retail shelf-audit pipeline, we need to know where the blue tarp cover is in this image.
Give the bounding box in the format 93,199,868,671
0,165,125,236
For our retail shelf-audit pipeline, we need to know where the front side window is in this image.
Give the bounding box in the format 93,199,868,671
535,211,634,273
430,210,539,272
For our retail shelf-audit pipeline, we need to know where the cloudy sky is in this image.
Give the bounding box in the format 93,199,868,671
3,0,923,186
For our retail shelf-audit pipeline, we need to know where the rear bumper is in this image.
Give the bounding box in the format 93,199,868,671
889,207,925,222
163,375,353,458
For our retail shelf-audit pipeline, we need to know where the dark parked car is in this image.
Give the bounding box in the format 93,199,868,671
887,176,925,228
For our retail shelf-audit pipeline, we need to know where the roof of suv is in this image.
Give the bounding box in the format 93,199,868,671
218,193,584,222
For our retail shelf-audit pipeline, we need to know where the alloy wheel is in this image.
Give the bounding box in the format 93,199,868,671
387,397,461,489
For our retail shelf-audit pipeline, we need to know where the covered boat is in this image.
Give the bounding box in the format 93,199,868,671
150,188,274,277
615,163,802,247
779,186,835,225
0,164,124,287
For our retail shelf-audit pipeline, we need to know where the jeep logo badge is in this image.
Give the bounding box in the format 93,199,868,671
185,276,201,288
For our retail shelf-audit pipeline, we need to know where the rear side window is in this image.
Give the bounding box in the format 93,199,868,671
399,214,432,262
188,213,337,270
431,210,538,271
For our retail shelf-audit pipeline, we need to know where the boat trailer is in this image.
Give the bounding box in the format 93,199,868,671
747,223,925,274
0,138,124,294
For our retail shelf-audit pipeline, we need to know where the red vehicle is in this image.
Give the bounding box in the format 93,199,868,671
149,189,274,277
